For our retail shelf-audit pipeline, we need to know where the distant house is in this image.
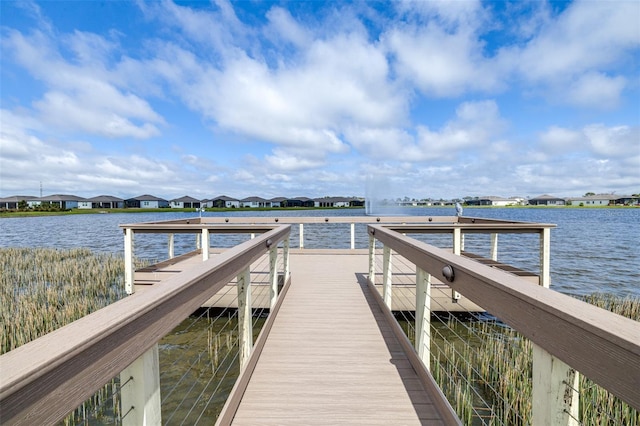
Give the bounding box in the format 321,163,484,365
125,194,169,208
0,195,38,209
240,196,270,208
314,197,358,208
170,196,202,209
465,196,515,207
87,195,124,209
208,196,240,208
566,194,630,206
39,194,87,210
285,197,315,208
270,197,287,207
528,195,566,206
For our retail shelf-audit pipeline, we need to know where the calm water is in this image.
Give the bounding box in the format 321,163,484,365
1,208,638,297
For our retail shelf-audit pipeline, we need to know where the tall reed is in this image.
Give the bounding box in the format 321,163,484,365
428,293,639,425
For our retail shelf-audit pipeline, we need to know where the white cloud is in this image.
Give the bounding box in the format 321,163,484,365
565,72,626,109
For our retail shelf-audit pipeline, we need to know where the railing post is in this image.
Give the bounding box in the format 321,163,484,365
368,234,375,285
350,223,355,249
382,245,393,309
269,246,278,310
120,344,161,426
532,343,579,426
237,267,252,369
415,267,431,370
283,237,290,282
451,227,462,301
201,228,210,261
299,223,304,248
168,233,174,259
196,233,201,249
124,228,134,295
540,227,551,288
490,233,498,261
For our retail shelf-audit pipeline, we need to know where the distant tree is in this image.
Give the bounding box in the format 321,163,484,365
18,200,28,211
584,192,596,197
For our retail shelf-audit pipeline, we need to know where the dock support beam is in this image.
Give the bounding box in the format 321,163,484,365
268,246,278,310
120,344,161,426
237,267,252,369
368,235,375,285
299,224,304,248
540,227,551,288
350,223,355,250
168,234,174,259
201,228,210,261
415,267,431,371
382,245,393,309
283,237,290,282
490,233,498,261
532,344,579,426
451,228,462,301
124,228,134,295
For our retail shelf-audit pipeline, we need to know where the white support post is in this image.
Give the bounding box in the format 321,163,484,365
168,234,174,259
451,228,462,301
368,234,375,285
250,233,255,240
237,267,252,369
120,344,161,426
283,237,290,282
532,343,579,426
299,223,304,248
268,246,278,310
490,233,498,261
201,228,210,261
540,228,551,288
350,223,355,250
382,245,393,309
124,228,134,295
453,227,462,255
415,267,431,370
196,233,201,250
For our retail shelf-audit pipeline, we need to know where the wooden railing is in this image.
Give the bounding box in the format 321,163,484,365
367,224,640,423
0,224,291,425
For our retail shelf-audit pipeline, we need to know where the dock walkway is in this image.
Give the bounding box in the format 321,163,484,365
227,252,448,425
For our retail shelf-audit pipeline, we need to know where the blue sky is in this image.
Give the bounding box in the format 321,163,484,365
1,0,638,201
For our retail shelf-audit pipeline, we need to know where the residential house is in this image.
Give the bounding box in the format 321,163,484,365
285,197,315,208
0,195,37,210
314,197,354,208
240,196,271,208
566,194,630,206
125,194,169,208
170,196,202,209
88,195,124,209
208,196,240,208
270,197,287,207
465,196,516,207
528,195,566,206
39,194,87,210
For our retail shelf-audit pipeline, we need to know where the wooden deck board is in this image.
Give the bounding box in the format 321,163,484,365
229,252,447,425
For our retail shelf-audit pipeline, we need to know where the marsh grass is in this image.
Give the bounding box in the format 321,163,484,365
427,294,639,425
0,247,149,424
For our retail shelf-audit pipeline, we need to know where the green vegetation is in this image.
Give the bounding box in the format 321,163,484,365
425,294,639,425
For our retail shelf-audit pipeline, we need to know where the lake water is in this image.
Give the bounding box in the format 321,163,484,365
1,207,638,297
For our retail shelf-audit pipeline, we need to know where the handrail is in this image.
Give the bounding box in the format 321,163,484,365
368,224,640,410
0,225,291,425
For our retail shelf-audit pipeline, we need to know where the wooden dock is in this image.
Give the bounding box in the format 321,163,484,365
218,251,455,425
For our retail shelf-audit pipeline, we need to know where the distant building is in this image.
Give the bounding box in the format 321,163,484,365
170,196,202,209
38,194,87,210
240,196,270,208
270,197,287,207
465,196,516,207
206,196,240,208
88,195,124,209
528,195,566,206
125,194,169,208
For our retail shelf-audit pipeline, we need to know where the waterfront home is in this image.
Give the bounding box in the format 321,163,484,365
0,195,37,209
567,194,638,206
270,197,287,207
206,196,240,208
88,195,124,209
465,196,516,207
285,197,315,207
240,196,271,208
528,194,566,206
170,196,202,209
314,196,364,207
125,194,169,209
38,194,87,210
